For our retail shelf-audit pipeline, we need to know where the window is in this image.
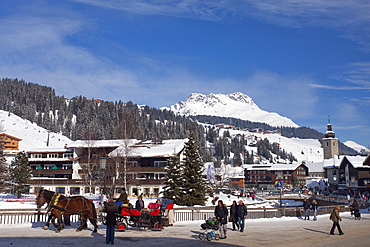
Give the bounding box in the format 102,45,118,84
70,187,80,195
154,161,167,167
127,161,138,167
62,164,72,169
63,153,73,158
44,164,58,169
56,187,65,194
47,153,59,158
30,164,39,169
31,154,42,158
85,187,95,194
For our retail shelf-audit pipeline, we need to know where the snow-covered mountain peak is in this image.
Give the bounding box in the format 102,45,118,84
168,92,298,128
185,92,256,107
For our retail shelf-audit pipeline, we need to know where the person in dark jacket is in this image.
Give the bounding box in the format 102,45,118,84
135,197,145,211
104,198,119,244
215,200,228,239
303,199,310,220
117,188,127,204
330,205,344,235
237,200,248,232
352,200,360,220
230,201,239,231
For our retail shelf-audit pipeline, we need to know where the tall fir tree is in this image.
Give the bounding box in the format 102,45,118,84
177,130,208,206
163,155,184,203
8,151,31,197
0,140,7,192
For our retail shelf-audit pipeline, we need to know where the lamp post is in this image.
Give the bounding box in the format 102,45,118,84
280,188,282,207
99,157,107,195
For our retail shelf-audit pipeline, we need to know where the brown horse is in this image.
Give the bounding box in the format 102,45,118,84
36,189,98,233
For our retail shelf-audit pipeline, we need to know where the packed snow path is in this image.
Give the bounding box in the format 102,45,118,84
0,211,369,247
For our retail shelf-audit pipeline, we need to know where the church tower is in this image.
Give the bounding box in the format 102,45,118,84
322,118,339,159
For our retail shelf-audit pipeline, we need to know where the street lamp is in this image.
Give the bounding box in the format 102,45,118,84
98,157,107,195
99,157,107,170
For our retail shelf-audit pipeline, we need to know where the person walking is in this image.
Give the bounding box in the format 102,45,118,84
329,205,344,235
215,200,228,239
104,198,119,244
352,200,360,220
166,203,175,226
230,201,239,231
311,199,318,221
303,199,310,220
237,200,248,232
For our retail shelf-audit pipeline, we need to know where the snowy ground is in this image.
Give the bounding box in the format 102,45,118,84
1,193,370,246
0,210,369,247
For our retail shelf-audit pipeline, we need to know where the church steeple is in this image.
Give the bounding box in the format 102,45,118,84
322,116,339,159
325,116,335,138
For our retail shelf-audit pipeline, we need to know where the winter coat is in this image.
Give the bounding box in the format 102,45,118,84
311,202,318,210
135,199,145,211
303,200,310,210
117,192,127,203
230,204,238,222
215,205,228,224
104,201,119,225
237,204,248,218
329,209,342,223
353,201,359,211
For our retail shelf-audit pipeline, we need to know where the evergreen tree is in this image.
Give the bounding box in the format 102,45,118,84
177,130,208,206
163,155,184,204
8,151,31,197
0,140,8,192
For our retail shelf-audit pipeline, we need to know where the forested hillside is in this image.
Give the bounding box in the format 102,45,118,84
0,78,202,140
0,78,357,163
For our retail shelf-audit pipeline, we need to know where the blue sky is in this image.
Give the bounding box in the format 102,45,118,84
0,0,369,148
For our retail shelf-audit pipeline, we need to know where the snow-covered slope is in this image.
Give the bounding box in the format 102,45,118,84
165,92,298,127
344,140,370,154
0,110,71,150
220,128,323,163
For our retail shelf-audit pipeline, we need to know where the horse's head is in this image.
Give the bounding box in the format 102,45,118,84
36,189,47,209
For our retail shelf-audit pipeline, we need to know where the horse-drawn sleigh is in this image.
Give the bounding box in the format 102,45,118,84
99,202,169,231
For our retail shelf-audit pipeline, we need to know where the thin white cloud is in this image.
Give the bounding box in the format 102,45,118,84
309,84,369,90
310,62,370,94
235,71,319,120
332,102,364,125
71,0,370,48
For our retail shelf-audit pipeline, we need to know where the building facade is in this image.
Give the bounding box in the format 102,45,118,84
243,163,308,189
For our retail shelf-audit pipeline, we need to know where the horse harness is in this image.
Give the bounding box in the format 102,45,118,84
47,193,90,216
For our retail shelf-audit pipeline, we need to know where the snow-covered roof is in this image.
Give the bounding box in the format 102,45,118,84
322,155,369,169
67,139,123,148
322,156,344,169
342,156,369,168
305,161,325,173
110,139,187,158
243,162,304,171
26,147,72,153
